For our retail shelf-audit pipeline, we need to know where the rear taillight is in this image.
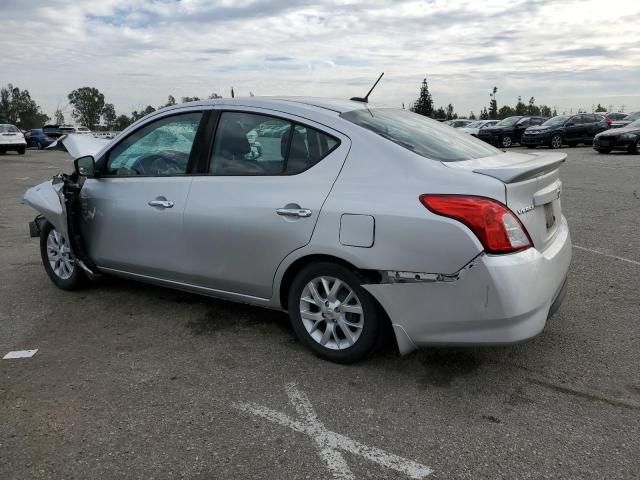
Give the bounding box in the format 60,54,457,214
605,117,612,125
419,194,532,254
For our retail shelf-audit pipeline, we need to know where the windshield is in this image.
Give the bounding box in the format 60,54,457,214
496,116,521,127
340,108,502,162
542,116,570,126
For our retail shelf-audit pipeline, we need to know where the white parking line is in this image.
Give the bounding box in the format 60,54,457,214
573,245,640,266
3,349,38,359
234,383,433,479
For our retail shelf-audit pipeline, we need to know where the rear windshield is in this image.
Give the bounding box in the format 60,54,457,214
340,108,501,162
0,125,19,133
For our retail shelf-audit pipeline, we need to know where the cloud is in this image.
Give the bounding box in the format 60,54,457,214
0,0,638,118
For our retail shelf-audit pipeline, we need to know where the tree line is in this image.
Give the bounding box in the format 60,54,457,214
0,83,224,131
411,78,562,121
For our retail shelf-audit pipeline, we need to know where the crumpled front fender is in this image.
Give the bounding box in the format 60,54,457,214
22,178,69,241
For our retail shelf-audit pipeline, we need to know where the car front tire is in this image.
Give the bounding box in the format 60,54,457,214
287,262,382,363
550,134,563,149
40,221,87,290
500,135,513,148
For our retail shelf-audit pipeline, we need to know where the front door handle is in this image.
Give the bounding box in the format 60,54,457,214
148,199,174,208
276,207,312,218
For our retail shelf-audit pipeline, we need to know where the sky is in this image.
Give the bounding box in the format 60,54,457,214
1,0,639,122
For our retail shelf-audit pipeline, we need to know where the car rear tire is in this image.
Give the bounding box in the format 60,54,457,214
287,262,382,363
500,135,513,148
40,221,87,290
550,134,563,149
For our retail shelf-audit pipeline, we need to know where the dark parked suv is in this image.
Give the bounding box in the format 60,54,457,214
477,116,547,148
521,114,609,149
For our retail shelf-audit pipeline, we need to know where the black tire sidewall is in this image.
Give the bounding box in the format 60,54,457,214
287,262,381,363
39,221,86,290
501,135,512,148
550,134,563,149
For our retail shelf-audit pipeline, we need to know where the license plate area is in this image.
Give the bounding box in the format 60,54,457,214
544,203,556,230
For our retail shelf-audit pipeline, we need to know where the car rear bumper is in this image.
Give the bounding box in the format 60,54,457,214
364,215,572,354
0,140,27,147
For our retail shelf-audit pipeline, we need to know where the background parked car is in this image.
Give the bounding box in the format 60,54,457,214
0,124,27,154
444,119,473,128
593,119,640,154
477,115,547,148
26,128,55,149
521,114,609,149
462,119,499,137
604,112,627,127
42,125,64,138
610,111,640,129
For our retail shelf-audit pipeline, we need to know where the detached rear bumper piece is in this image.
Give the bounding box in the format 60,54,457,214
364,216,572,354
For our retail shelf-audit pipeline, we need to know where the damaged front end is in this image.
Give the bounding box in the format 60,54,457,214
23,172,98,279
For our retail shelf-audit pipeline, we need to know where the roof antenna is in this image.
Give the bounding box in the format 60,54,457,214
350,72,384,103
231,86,235,98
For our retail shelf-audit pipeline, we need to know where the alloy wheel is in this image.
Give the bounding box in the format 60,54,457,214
299,276,364,350
551,135,562,149
501,136,512,148
46,229,75,280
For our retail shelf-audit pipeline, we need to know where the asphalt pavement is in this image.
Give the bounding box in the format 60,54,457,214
1,146,638,479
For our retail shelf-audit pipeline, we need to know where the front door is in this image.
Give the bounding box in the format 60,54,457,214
80,111,204,280
183,109,350,299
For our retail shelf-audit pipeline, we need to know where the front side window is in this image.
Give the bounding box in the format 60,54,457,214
210,112,338,175
106,112,202,176
341,108,501,162
569,116,583,125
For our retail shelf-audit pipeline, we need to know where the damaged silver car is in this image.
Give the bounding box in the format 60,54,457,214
23,97,571,363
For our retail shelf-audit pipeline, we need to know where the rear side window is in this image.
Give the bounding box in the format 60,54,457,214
341,108,501,162
209,112,339,175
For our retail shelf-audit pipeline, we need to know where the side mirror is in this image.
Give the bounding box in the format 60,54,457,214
74,155,96,177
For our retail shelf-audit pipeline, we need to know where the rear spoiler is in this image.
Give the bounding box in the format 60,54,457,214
473,152,567,183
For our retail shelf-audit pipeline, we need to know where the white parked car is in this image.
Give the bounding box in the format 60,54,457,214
23,97,571,363
0,124,27,154
59,125,92,135
462,120,499,137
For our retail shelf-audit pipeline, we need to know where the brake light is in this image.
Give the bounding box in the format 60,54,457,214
419,194,532,254
605,117,612,125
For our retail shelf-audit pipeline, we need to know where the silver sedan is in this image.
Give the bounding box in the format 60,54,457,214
23,97,571,363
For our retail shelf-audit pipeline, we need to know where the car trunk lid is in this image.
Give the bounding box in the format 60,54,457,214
444,151,566,251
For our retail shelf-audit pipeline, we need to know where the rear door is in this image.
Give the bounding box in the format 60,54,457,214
182,108,350,299
80,110,206,280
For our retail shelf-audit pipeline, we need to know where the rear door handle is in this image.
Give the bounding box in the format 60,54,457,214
148,199,174,208
276,207,312,218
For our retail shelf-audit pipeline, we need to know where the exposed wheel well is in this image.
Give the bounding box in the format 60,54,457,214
278,254,382,310
278,253,395,351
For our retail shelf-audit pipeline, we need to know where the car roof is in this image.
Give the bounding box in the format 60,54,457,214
159,96,380,115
